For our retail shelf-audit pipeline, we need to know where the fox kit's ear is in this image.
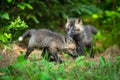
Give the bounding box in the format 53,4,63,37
75,18,82,24
67,16,71,22
65,36,73,43
65,37,67,43
79,18,82,24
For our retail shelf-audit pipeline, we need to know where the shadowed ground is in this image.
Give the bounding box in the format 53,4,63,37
0,43,120,67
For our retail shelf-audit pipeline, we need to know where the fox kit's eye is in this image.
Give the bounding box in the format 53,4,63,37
66,28,70,32
72,48,76,51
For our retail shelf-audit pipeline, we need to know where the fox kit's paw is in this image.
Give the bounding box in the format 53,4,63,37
18,36,23,41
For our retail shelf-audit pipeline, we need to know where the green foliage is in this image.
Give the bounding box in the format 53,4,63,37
0,32,11,43
0,0,119,47
0,0,120,80
0,54,119,80
0,55,3,60
100,9,120,47
0,0,101,28
103,10,120,24
96,56,120,80
0,11,9,20
17,2,33,10
94,32,103,40
7,17,28,30
93,32,105,53
7,0,12,3
0,17,28,46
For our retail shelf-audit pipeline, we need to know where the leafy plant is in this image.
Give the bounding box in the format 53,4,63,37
0,17,28,46
17,2,33,10
0,53,120,80
0,11,9,20
7,17,28,30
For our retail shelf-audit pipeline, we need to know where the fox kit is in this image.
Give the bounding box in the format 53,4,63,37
65,17,98,58
18,29,77,63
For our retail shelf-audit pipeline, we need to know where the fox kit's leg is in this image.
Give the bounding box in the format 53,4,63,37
86,43,94,58
48,46,62,63
24,47,34,59
88,45,94,58
77,46,84,56
51,53,62,63
48,42,62,63
90,46,94,58
77,42,84,56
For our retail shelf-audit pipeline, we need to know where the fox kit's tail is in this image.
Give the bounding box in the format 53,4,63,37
18,29,36,41
86,25,98,35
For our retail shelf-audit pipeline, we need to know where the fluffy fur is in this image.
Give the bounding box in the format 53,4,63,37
65,17,98,58
18,29,77,63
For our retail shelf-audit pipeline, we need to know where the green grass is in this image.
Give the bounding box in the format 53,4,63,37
0,54,120,80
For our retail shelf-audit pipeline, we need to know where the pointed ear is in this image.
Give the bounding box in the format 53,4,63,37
75,18,82,24
67,16,71,22
79,18,82,24
65,36,68,43
65,35,73,43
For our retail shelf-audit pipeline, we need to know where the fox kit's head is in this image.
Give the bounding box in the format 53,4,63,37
65,17,84,37
63,35,76,54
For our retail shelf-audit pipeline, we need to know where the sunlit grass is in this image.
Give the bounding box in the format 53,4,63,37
0,52,120,80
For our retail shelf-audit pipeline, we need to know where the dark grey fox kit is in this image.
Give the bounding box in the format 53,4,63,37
65,17,98,58
18,29,77,63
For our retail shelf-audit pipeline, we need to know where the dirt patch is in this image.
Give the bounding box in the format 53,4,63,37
92,45,120,62
0,44,120,67
0,44,41,67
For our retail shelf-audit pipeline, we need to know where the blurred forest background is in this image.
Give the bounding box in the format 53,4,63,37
0,0,120,48
0,0,120,80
